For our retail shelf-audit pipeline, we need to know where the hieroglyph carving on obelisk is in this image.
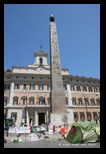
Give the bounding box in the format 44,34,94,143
50,15,67,114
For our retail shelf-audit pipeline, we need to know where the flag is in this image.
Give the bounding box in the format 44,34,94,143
30,120,33,133
43,97,46,105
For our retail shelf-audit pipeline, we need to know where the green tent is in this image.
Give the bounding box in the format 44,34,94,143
66,121,100,143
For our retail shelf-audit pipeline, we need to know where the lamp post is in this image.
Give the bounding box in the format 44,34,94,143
24,87,28,127
85,98,88,121
83,92,89,121
24,97,27,126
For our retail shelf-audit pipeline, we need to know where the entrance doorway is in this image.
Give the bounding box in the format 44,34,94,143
38,113,45,125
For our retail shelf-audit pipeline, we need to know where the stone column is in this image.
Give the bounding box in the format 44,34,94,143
67,84,72,106
34,110,38,126
91,112,94,122
8,81,14,106
26,110,29,126
46,111,49,123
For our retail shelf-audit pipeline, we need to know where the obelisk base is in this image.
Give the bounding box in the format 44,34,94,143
50,111,74,127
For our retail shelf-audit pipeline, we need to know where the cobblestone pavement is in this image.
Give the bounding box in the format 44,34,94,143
4,132,100,148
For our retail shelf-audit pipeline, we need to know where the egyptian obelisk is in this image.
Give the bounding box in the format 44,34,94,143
49,15,68,125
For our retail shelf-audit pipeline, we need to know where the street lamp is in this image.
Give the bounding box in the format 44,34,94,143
24,97,27,126
24,87,28,127
84,98,91,121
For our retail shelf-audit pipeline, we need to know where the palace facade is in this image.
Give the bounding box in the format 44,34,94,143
4,49,100,126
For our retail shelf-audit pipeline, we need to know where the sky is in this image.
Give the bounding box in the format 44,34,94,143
4,4,100,79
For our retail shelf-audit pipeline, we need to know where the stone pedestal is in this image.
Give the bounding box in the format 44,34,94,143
50,112,74,126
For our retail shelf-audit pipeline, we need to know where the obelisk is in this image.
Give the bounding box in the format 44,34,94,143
49,15,67,125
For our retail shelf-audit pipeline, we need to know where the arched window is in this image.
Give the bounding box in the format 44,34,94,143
94,87,98,92
96,98,100,106
13,96,18,105
78,98,83,106
21,96,27,105
87,112,92,121
83,86,87,92
39,96,44,105
72,97,76,106
74,112,78,122
76,86,81,91
84,98,89,106
29,96,34,105
90,98,95,106
89,87,92,92
39,58,43,65
80,112,85,121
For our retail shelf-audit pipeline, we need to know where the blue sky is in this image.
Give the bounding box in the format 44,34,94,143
4,4,100,79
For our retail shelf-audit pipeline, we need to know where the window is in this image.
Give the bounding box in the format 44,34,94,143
71,85,75,91
85,98,89,106
39,58,43,65
39,96,44,105
64,85,67,90
91,99,95,106
14,84,20,89
83,86,87,92
80,112,85,121
94,87,98,92
21,96,27,105
23,84,26,90
87,112,92,121
23,99,26,105
96,99,100,106
11,112,17,122
78,98,83,106
29,97,34,105
74,112,78,121
39,84,43,90
30,100,34,105
89,87,92,92
13,96,18,105
93,112,98,122
4,100,7,106
72,97,76,105
4,84,10,90
47,85,51,90
77,86,81,91
30,84,35,90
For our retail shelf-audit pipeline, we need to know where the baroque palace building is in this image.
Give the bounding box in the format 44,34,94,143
4,49,100,126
